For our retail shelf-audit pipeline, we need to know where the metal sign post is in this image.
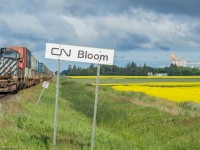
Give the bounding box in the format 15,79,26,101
53,59,60,150
36,81,49,106
90,64,100,150
53,74,55,83
36,87,45,106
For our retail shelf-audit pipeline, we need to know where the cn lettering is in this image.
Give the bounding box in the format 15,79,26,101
51,48,71,57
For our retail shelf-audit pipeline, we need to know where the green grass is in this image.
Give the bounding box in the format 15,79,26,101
179,102,200,111
69,77,200,84
0,77,200,149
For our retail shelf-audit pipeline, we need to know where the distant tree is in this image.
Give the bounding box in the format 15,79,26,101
131,61,137,68
61,70,67,75
64,62,200,76
89,63,95,69
68,64,72,70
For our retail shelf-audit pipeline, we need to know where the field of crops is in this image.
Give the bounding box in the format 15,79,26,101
69,76,200,103
112,82,200,103
1,76,200,149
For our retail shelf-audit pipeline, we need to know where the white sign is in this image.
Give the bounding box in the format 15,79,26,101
42,81,49,89
45,43,114,65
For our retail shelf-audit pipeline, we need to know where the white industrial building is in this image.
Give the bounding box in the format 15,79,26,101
170,52,187,67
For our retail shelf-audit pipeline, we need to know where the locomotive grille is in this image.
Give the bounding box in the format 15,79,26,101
0,58,17,76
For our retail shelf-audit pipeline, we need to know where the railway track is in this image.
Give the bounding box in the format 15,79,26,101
0,93,10,100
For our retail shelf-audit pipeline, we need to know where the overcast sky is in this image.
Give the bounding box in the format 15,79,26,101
1,0,200,71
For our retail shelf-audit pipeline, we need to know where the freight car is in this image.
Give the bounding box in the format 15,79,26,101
0,46,52,93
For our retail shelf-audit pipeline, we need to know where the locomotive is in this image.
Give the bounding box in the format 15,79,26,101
0,46,52,93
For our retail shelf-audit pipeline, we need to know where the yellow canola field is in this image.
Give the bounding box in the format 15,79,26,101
112,82,200,103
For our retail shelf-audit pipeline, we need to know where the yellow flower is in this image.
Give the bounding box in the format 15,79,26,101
112,82,200,103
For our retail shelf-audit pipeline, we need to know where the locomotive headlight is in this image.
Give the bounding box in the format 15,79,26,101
13,76,17,79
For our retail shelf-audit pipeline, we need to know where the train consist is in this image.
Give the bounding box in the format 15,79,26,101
0,46,52,93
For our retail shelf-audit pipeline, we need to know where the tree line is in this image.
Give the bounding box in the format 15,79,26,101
62,62,200,76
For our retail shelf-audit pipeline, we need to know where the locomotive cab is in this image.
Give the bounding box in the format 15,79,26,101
0,48,20,92
0,48,19,58
0,48,20,77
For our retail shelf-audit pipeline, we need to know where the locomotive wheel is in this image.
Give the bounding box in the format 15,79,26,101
12,83,19,94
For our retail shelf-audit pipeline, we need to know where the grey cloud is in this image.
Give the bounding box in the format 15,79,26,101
0,21,10,35
61,0,200,17
1,0,200,18
116,34,150,51
0,10,76,50
159,45,171,51
0,0,42,14
153,56,159,59
133,0,200,17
